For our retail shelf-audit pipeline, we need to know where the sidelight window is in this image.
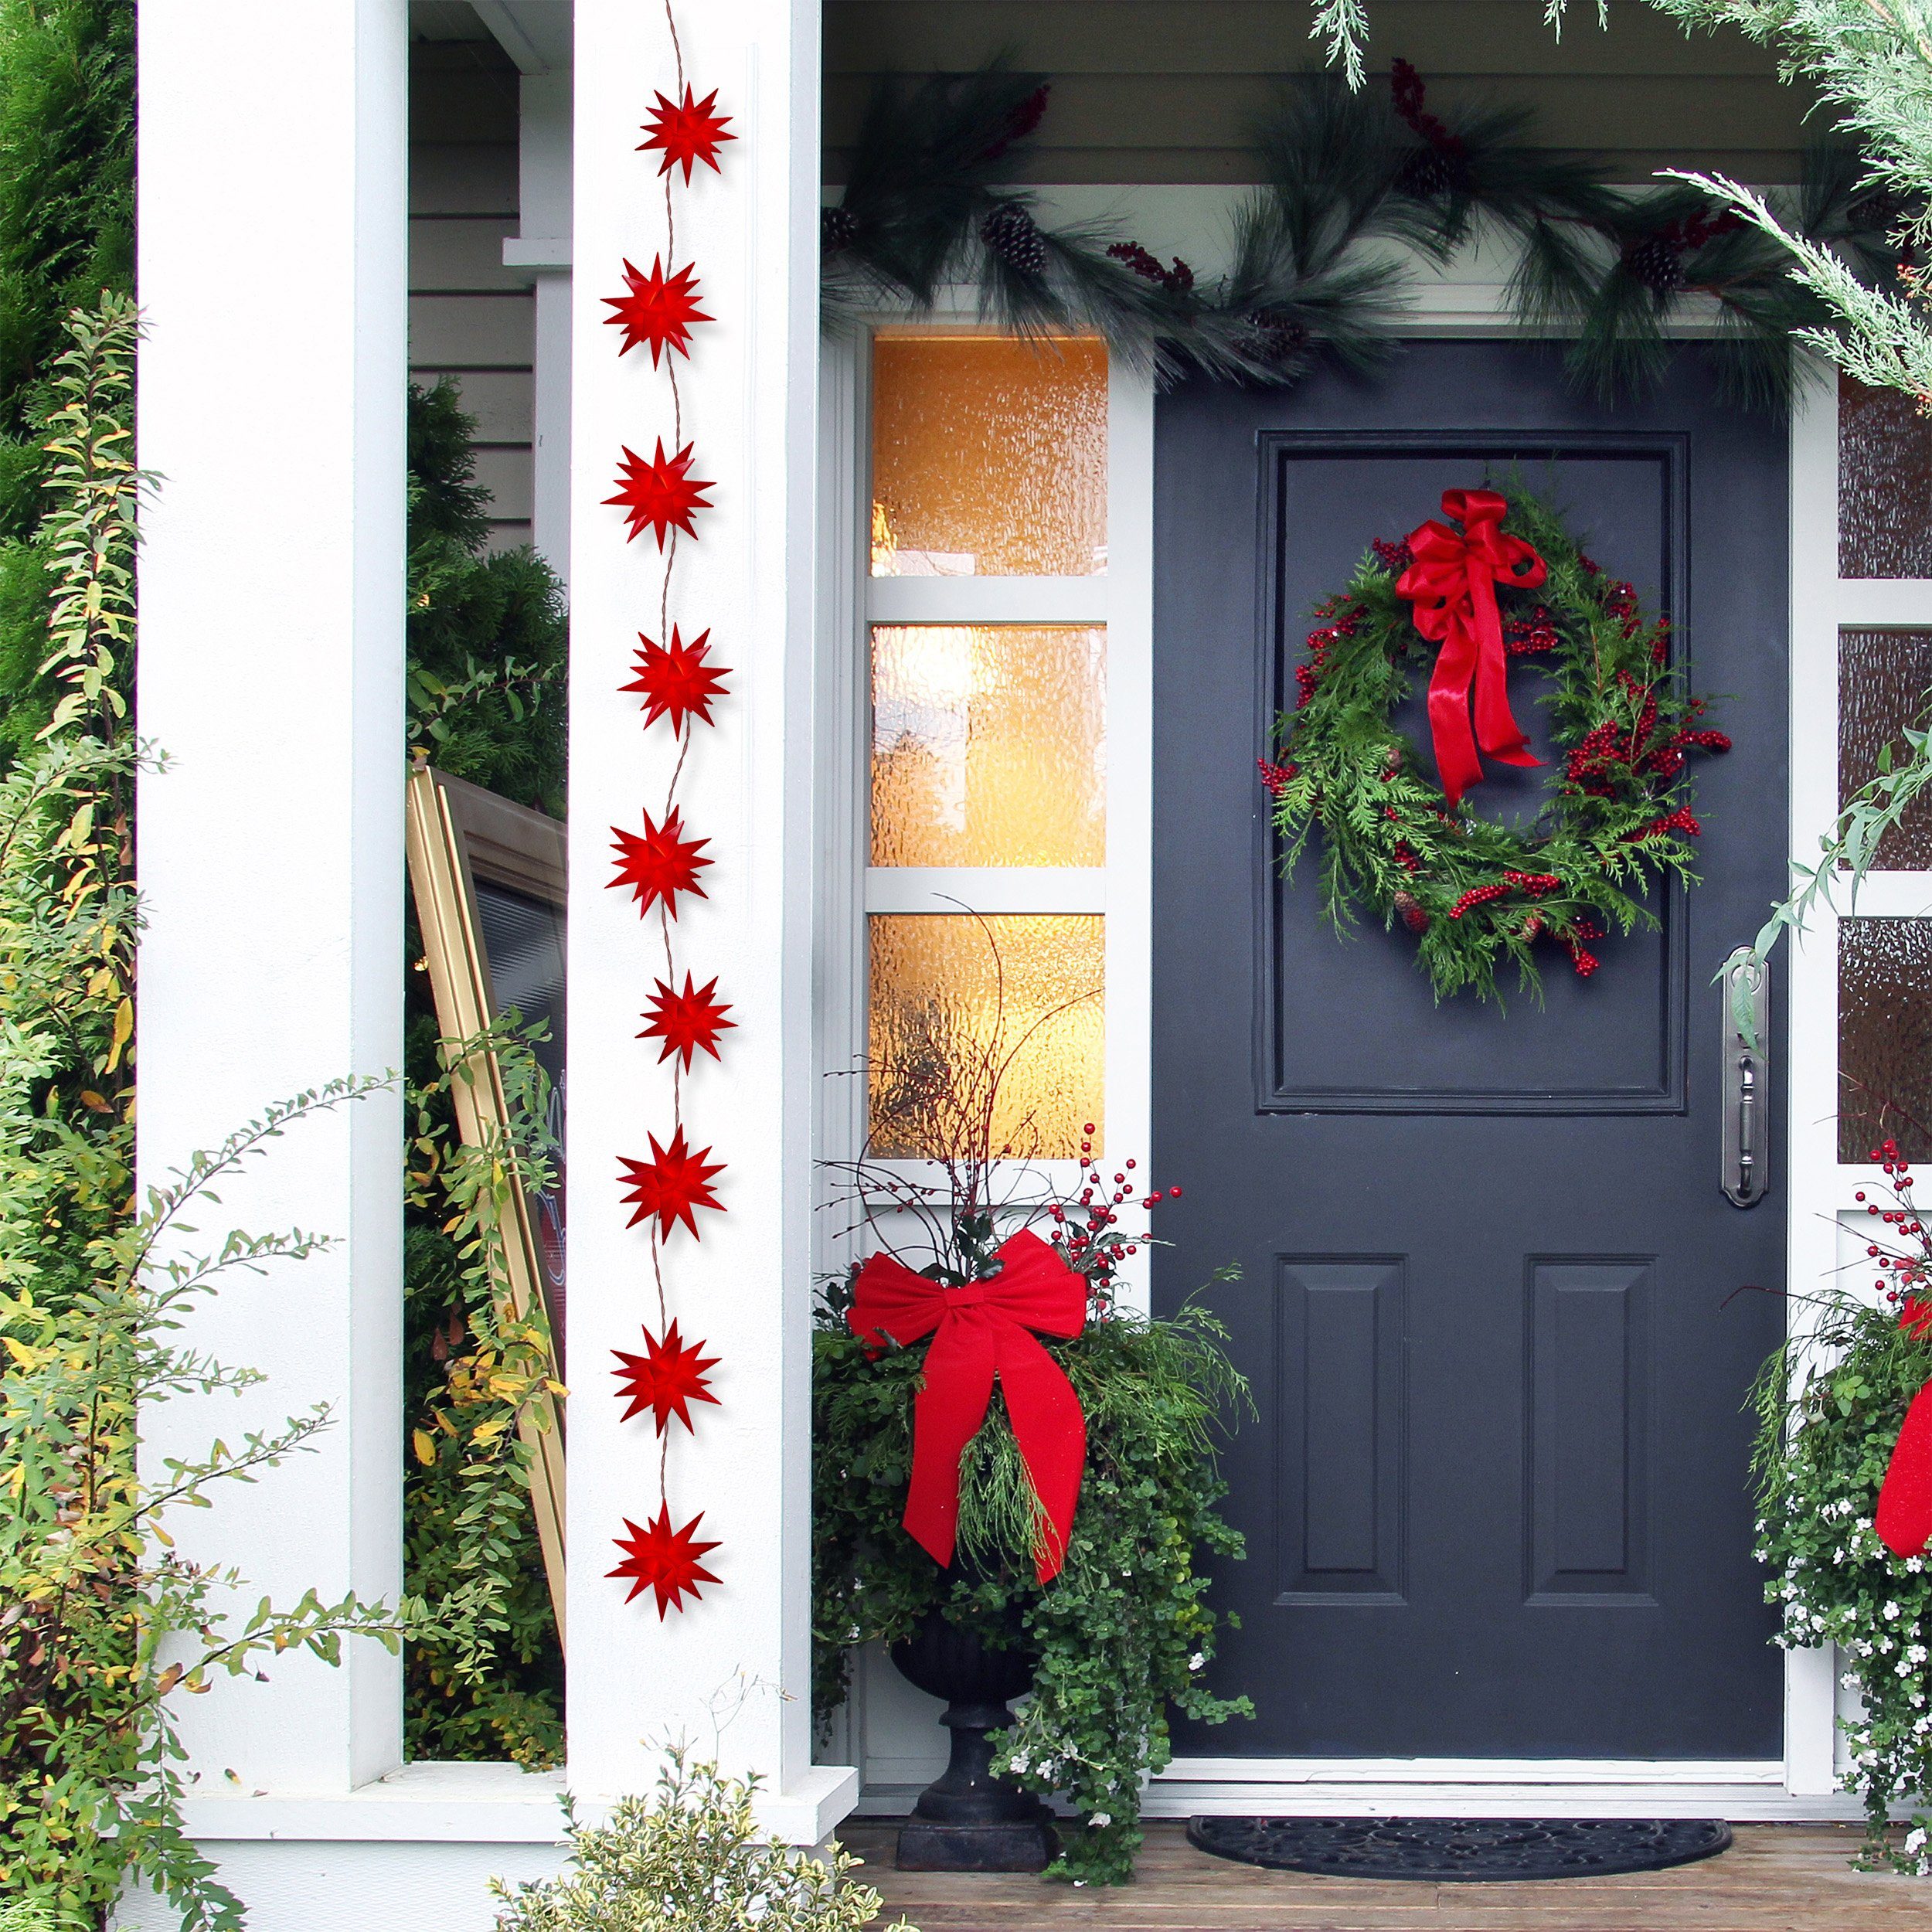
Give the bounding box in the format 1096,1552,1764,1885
862,334,1111,1162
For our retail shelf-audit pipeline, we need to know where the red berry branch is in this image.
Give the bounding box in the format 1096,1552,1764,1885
604,7,736,1621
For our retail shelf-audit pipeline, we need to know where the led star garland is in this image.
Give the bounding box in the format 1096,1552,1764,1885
605,9,735,1621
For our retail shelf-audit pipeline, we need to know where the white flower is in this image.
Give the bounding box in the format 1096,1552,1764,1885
1906,1827,1927,1855
1008,1754,1031,1775
1088,1812,1112,1828
1189,1652,1206,1672
1885,1601,1903,1620
1843,1673,1862,1690
1910,1556,1926,1573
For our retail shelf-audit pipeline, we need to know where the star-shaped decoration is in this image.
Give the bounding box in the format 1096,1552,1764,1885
639,86,736,184
607,440,715,549
621,626,730,736
609,808,711,919
603,256,711,366
639,971,736,1070
612,1320,722,1434
610,1505,723,1618
618,1128,726,1241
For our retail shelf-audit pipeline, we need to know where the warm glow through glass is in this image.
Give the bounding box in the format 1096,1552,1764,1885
870,624,1107,867
867,914,1104,1160
870,335,1107,577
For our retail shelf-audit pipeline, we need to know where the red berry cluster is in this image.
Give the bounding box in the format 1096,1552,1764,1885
1044,1126,1182,1298
1621,804,1701,844
1257,757,1298,797
1504,606,1561,655
1447,882,1512,920
1107,239,1196,293
1371,536,1415,574
1390,57,1465,161
1853,1139,1932,1315
1294,614,1358,709
1502,869,1562,894
1448,872,1561,920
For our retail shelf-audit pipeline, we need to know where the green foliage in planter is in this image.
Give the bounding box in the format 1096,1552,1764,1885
0,0,133,758
1752,1284,1932,1872
813,1292,1253,1886
492,1747,908,1932
400,380,569,1765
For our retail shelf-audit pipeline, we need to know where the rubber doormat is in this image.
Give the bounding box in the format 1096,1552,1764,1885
1185,1816,1733,1881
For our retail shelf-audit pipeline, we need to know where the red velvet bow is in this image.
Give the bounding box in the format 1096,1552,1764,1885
1396,488,1548,808
1877,1298,1932,1558
849,1228,1089,1583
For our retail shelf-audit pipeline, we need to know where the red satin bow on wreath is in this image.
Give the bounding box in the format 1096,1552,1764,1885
1396,488,1549,808
849,1228,1089,1583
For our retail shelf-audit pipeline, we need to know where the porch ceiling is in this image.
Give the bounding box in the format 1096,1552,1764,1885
824,0,1817,184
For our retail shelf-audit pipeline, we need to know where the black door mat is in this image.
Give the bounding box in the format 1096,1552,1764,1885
1185,1816,1733,1881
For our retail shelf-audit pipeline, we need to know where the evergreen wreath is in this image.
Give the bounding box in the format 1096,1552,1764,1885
1262,485,1731,1002
821,56,1902,408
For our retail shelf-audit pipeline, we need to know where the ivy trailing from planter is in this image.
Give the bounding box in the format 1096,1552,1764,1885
814,1270,1253,1885
822,55,1900,407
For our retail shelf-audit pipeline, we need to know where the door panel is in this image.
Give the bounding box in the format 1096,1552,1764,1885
1151,344,1786,1760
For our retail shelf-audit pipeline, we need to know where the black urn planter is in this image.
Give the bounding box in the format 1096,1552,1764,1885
888,1584,1059,1872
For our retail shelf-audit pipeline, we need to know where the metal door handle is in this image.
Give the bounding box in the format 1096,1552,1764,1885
1720,946,1769,1209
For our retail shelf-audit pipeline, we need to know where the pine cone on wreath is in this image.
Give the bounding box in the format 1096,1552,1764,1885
1625,233,1686,296
981,202,1049,276
1394,889,1429,935
821,205,860,253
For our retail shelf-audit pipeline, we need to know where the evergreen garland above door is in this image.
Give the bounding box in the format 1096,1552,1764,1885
821,56,1903,409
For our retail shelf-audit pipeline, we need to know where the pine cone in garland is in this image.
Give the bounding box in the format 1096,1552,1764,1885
1246,308,1311,368
1396,145,1467,200
821,205,859,253
1625,233,1686,296
981,202,1048,277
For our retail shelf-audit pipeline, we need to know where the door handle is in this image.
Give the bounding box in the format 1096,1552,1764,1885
1719,946,1769,1209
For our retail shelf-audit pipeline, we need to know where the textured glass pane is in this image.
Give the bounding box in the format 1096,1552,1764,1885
1840,373,1932,579
870,335,1107,577
871,624,1107,867
868,914,1104,1160
1839,917,1932,1161
1841,629,1932,868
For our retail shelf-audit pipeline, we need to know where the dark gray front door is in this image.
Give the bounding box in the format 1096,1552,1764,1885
1151,343,1786,1760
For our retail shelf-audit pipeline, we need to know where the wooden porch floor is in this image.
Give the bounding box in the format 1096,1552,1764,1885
842,1821,1928,1930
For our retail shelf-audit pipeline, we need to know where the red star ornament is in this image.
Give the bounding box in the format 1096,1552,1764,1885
607,440,714,549
609,808,710,919
640,972,736,1071
621,626,730,736
612,1320,722,1434
639,86,736,183
603,257,711,366
618,1128,726,1241
609,1505,723,1617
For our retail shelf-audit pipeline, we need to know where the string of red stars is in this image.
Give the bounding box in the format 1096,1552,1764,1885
602,8,737,1621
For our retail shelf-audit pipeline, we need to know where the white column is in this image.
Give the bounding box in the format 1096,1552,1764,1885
136,0,408,1791
565,0,855,1835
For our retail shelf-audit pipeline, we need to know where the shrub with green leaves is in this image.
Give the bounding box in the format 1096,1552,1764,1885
813,1294,1252,1886
1752,1158,1932,1872
490,1749,910,1932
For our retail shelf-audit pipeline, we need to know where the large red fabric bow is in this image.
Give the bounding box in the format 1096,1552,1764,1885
1396,488,1548,808
849,1228,1089,1583
1877,1298,1932,1558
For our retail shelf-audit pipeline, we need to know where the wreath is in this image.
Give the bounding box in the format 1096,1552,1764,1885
1262,485,1731,1002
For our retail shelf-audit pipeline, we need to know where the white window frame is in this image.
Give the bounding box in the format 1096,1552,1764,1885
815,313,1155,1313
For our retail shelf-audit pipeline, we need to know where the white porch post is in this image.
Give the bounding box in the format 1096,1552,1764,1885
136,0,408,1790
565,0,855,1833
